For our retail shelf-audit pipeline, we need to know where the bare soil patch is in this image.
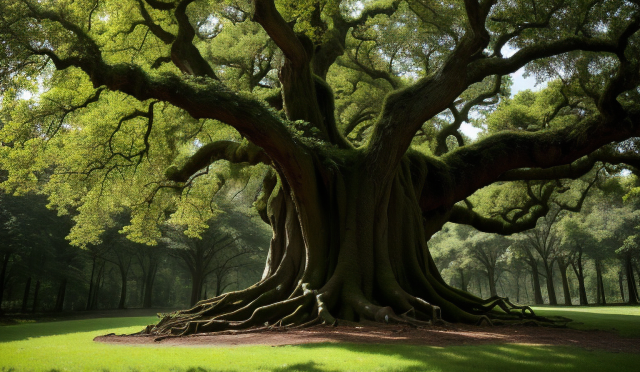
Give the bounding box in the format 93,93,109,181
95,323,640,353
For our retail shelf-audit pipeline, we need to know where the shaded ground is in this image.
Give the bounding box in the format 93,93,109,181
0,308,178,326
96,323,640,354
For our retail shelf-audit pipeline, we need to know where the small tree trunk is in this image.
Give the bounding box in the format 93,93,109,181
571,252,588,305
0,252,11,313
21,277,31,313
530,263,544,304
54,278,67,312
91,261,105,310
142,263,157,308
544,260,558,305
118,266,128,309
522,273,529,303
190,272,204,307
215,277,222,297
487,268,497,297
595,259,606,305
559,265,572,306
626,253,639,304
459,269,468,292
619,269,626,303
31,279,41,313
86,256,96,311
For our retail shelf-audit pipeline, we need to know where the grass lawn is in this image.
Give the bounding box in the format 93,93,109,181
0,307,637,372
532,305,640,337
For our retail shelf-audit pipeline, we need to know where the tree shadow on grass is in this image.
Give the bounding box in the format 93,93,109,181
0,316,155,342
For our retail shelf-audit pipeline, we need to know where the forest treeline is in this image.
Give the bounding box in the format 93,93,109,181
2,170,640,314
0,190,271,314
431,174,640,306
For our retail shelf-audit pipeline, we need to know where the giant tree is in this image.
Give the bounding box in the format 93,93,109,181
3,0,640,335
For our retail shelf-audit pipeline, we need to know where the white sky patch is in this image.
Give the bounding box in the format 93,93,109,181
460,122,483,138
459,46,547,140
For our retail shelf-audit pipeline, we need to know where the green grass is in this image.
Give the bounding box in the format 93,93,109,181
532,305,640,337
0,307,638,371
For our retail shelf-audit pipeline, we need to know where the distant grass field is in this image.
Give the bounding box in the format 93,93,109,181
532,305,640,337
0,306,638,372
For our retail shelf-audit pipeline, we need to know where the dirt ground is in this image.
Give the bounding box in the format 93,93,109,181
95,323,640,353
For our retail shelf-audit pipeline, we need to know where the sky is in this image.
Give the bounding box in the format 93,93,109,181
459,45,548,140
459,67,546,139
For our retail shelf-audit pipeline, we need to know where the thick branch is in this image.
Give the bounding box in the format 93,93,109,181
346,1,401,28
434,75,502,155
170,0,218,79
441,110,640,206
491,2,565,57
252,0,309,67
498,147,640,181
166,141,270,183
136,0,176,44
449,202,549,235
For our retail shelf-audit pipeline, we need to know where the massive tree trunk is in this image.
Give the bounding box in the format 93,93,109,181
148,156,538,337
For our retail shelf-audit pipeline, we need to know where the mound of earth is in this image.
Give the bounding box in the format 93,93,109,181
95,324,640,353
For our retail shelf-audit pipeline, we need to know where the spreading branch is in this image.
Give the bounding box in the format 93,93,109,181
170,0,218,79
166,141,270,183
434,75,502,155
252,0,309,67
